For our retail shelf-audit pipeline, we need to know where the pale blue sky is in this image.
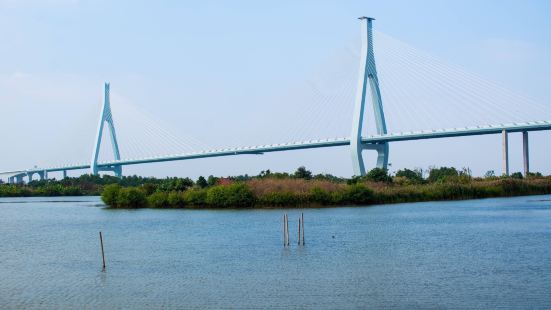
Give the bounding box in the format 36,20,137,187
1,0,550,179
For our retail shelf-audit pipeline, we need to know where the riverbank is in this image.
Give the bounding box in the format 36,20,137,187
3,167,551,208
102,176,551,209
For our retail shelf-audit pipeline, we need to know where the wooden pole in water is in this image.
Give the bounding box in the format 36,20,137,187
298,217,301,245
301,213,305,245
283,214,286,246
99,231,106,270
285,214,290,246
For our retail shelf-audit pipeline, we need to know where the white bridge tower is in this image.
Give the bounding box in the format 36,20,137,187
350,17,389,176
90,82,122,177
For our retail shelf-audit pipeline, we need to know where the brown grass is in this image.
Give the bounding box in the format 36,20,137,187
247,178,346,196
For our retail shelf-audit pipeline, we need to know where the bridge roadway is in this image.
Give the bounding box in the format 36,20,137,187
2,120,551,178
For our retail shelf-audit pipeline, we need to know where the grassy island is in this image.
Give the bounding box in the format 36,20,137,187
98,167,551,209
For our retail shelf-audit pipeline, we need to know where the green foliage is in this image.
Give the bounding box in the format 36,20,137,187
207,175,219,186
147,191,169,208
312,173,344,182
428,167,459,183
101,184,121,205
0,185,31,197
205,183,255,207
12,165,551,209
167,191,185,207
116,188,147,208
308,187,332,204
158,177,194,192
293,166,312,180
196,176,208,188
395,168,424,184
258,191,301,206
258,170,272,178
365,168,392,183
183,188,207,206
140,183,157,195
341,184,374,204
527,172,543,178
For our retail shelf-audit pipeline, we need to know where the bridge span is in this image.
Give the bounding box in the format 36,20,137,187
3,120,550,183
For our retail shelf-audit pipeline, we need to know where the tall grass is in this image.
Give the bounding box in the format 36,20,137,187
101,176,551,209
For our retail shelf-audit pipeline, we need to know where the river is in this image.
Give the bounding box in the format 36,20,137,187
1,195,551,309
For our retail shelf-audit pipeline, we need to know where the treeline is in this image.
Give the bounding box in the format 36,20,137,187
98,166,551,208
0,174,201,197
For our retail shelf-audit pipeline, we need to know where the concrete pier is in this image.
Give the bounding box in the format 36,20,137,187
502,130,509,176
522,131,530,177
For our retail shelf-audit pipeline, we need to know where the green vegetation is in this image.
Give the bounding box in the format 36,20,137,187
3,166,551,209
96,166,551,209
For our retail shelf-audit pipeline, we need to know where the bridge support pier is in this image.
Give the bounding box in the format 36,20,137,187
502,129,509,176
350,17,389,176
522,131,529,176
37,170,48,181
15,175,24,184
91,83,122,177
27,172,33,183
63,170,67,179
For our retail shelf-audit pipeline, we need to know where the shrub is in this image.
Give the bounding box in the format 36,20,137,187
140,183,157,195
365,168,392,183
342,184,374,204
309,187,332,204
183,188,207,206
395,168,424,184
101,184,121,206
258,191,301,206
116,187,147,208
293,166,313,180
61,186,83,196
206,183,255,207
167,191,185,207
148,191,169,208
428,167,459,183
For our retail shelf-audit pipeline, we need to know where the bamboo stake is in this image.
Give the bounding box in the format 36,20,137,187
301,213,305,245
298,217,301,245
99,231,106,270
285,214,289,246
283,214,286,246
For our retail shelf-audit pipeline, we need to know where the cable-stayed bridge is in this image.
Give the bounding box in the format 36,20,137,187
2,17,551,183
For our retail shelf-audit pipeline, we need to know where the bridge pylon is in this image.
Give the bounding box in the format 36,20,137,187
90,82,122,177
350,17,389,176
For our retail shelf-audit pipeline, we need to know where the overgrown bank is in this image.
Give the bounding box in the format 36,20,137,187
3,167,550,207
99,167,551,208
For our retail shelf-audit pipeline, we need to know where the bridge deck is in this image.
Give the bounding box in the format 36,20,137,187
2,120,550,176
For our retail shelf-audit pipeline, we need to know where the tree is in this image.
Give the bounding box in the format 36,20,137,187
484,170,496,178
428,167,458,183
395,168,423,184
511,172,523,179
207,175,219,186
293,166,312,180
365,168,392,183
258,169,272,178
101,184,121,206
527,172,543,178
196,176,208,188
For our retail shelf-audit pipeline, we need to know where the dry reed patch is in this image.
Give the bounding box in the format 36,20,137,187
247,179,345,196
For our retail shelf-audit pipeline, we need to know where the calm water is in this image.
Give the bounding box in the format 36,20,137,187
1,196,551,309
